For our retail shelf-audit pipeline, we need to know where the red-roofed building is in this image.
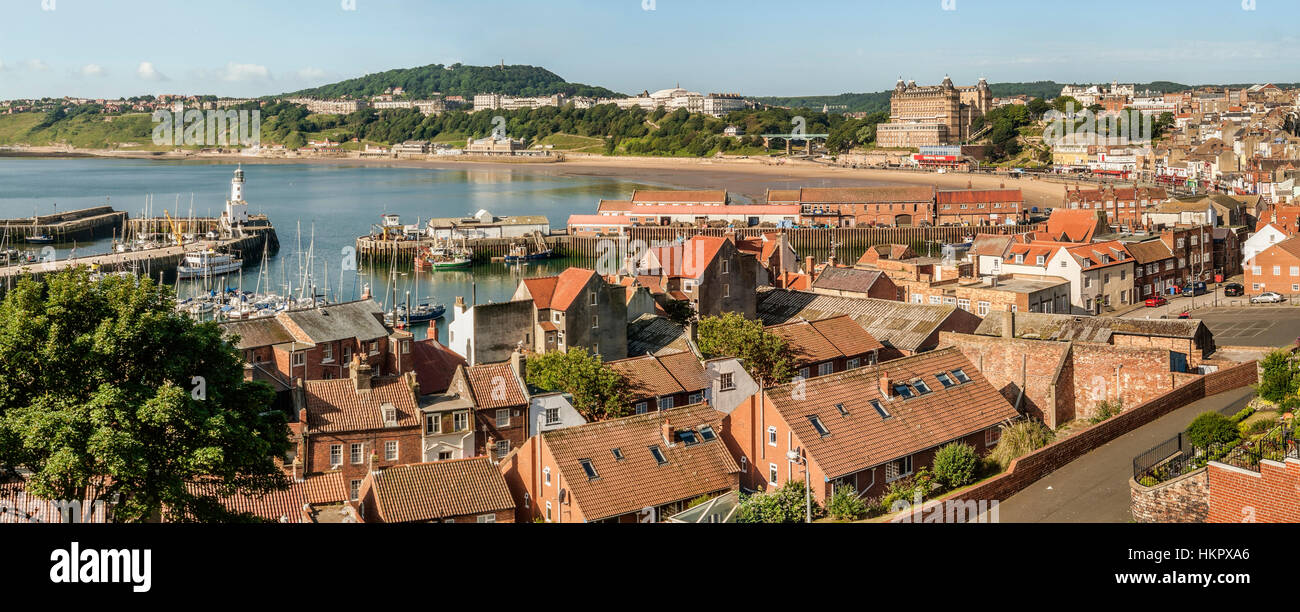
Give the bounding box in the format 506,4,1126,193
1063,185,1168,228
512,267,629,360
357,457,516,523
630,235,760,319
766,315,884,378
1045,208,1108,243
1245,235,1300,295
934,188,1025,225
774,186,936,227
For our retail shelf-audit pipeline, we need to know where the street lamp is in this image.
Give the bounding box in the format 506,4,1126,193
786,448,812,524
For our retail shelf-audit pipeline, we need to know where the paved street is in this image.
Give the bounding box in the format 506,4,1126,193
1189,306,1300,348
996,386,1255,523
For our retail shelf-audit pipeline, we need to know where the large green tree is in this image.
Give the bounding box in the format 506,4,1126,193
525,348,632,421
0,268,289,522
695,312,795,385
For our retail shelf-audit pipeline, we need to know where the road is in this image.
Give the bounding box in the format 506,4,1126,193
996,386,1255,523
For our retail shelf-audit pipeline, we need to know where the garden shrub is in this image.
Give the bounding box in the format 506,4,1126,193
932,442,979,489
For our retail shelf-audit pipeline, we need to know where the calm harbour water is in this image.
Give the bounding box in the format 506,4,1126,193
0,158,662,340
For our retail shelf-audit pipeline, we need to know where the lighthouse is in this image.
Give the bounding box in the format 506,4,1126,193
223,165,250,230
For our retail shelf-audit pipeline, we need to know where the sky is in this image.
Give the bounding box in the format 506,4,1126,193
0,0,1296,100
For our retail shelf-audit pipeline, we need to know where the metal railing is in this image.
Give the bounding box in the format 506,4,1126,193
1217,425,1299,473
1132,401,1252,482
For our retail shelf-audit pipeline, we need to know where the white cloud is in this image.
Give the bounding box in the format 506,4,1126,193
137,61,167,81
216,62,272,82
79,63,106,77
296,67,325,80
25,59,49,72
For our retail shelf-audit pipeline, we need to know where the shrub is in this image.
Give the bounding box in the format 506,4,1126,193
989,421,1055,469
1230,406,1256,423
1185,412,1240,448
826,484,868,521
1089,400,1123,424
1242,418,1274,437
735,480,821,523
1257,350,1297,403
1138,475,1159,487
932,442,979,489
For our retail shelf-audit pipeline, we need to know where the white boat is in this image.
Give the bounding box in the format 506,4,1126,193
176,250,243,280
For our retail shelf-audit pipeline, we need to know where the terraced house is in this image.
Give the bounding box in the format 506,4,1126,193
764,315,885,379
357,457,516,523
720,347,1018,502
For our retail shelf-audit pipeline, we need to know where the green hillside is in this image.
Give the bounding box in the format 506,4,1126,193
282,63,623,100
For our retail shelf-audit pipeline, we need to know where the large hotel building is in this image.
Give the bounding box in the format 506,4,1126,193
875,76,993,148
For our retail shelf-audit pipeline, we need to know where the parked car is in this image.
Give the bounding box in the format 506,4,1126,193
1180,281,1208,296
1251,292,1286,304
1224,283,1244,296
1144,296,1168,307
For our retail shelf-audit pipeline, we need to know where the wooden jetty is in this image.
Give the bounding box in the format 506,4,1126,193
354,222,1042,266
0,205,128,243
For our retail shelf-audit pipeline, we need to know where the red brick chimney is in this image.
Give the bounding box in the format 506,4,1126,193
805,255,815,275
879,372,891,398
662,418,674,445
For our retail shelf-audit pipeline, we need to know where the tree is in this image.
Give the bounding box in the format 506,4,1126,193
525,348,632,420
735,479,821,523
0,268,290,522
662,299,696,327
695,312,795,385
932,442,979,489
1185,412,1240,448
1257,349,1296,403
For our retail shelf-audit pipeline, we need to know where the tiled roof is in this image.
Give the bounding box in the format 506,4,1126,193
796,186,935,203
645,236,727,279
811,267,888,294
756,288,957,352
609,354,687,400
305,376,420,433
765,189,802,203
367,457,515,523
220,317,294,350
767,315,883,365
656,351,711,393
764,347,1018,479
523,268,597,311
1123,239,1175,264
568,214,631,226
185,472,346,523
282,300,388,344
542,403,739,521
968,234,1014,257
1046,209,1105,242
1065,240,1132,270
631,189,728,204
411,339,467,396
809,315,885,356
1260,234,1300,260
462,362,528,409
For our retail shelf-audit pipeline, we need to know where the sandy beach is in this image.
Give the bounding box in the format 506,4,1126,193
1,147,1068,209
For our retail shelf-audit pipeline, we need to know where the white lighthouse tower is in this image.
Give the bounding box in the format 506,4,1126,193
222,164,250,232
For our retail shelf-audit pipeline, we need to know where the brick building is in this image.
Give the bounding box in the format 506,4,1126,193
722,347,1017,502
1063,185,1168,229
499,403,740,523
1124,239,1178,300
765,315,885,379
294,357,423,502
934,188,1026,225
1160,225,1214,289
357,457,516,523
515,267,630,360
1206,458,1300,523
1245,234,1300,295
767,187,936,227
808,266,900,300
631,235,760,319
874,76,992,148
607,351,712,414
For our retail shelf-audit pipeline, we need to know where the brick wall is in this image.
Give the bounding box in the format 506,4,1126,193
939,331,1070,426
1130,468,1208,523
937,360,1258,507
1207,458,1300,523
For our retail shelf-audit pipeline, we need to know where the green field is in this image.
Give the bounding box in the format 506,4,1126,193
0,112,166,150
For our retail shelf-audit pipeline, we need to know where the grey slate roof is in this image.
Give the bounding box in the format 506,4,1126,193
282,300,388,344
974,311,1206,342
810,267,887,294
627,314,693,357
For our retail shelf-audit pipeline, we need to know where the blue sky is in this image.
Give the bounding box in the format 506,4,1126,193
1,0,1296,99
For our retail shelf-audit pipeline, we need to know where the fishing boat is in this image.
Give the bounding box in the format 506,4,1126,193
386,302,446,327
25,233,54,245
503,232,553,263
176,249,243,280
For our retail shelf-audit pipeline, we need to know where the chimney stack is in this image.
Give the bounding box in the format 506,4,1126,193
455,295,466,314
510,347,526,382
879,372,891,398
352,354,372,392
291,457,303,483
805,255,815,275
662,418,674,445
1002,306,1015,339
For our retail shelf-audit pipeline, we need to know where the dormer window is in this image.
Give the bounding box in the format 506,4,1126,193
952,368,971,383
913,379,932,395
699,426,717,441
678,429,699,446
936,372,955,388
382,403,397,426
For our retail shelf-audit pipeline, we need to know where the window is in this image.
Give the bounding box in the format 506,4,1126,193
818,362,834,376
808,415,830,437
496,408,510,428
649,445,668,465
545,501,552,522
929,296,942,305
292,352,305,368
382,405,397,425
871,399,890,419
1036,255,1045,266
329,444,342,467
495,439,510,459
591,315,599,329
723,284,730,298
343,346,352,363
689,392,703,404
544,407,560,426
985,427,1002,447
384,441,398,461
543,467,551,486
957,298,970,312
767,426,778,446
579,458,599,480
350,443,363,465
552,311,561,323
1274,265,1282,276
952,369,972,383
612,448,625,461
913,379,932,395
438,451,453,461
834,403,849,416
477,514,496,523
893,383,914,399
884,456,913,482
768,463,779,486
936,372,955,388
699,426,717,441
322,344,333,363
589,291,598,305
453,411,469,432
799,367,810,379
678,429,699,446
720,372,735,391
349,479,361,501
425,414,441,434
721,259,729,274
635,402,648,415
368,341,379,355
659,396,675,411
977,301,990,316
846,357,860,369
1252,266,1262,275
401,340,410,355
